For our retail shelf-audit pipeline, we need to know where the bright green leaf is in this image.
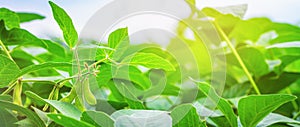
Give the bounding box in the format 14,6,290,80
47,114,93,127
0,21,47,48
122,52,175,71
226,47,269,76
17,62,72,78
49,1,78,48
0,8,20,29
0,55,20,88
108,28,130,60
196,82,238,127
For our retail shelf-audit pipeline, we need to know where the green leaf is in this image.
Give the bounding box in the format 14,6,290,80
0,8,20,29
81,111,114,127
25,91,82,120
16,12,45,23
0,108,18,127
0,95,12,101
111,110,172,127
17,62,72,78
229,18,272,43
114,81,145,109
95,100,128,115
43,40,67,57
257,72,300,93
97,63,113,87
108,27,129,49
238,94,297,127
266,42,300,73
122,52,175,71
201,7,240,34
0,100,45,127
196,82,238,127
32,106,52,126
0,21,47,48
170,104,205,127
0,55,20,88
108,28,130,60
257,113,300,127
114,65,151,90
47,114,93,127
167,37,211,77
15,119,37,127
226,47,269,76
203,4,248,18
49,1,78,48
209,116,231,127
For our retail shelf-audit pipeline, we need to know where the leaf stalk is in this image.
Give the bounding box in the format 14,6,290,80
213,21,261,95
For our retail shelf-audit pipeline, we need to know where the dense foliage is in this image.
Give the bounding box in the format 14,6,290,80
0,1,300,127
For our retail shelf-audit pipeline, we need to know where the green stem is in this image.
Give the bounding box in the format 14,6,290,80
1,81,17,95
43,85,57,111
286,88,299,112
0,39,13,61
214,22,261,95
294,111,300,119
22,79,56,84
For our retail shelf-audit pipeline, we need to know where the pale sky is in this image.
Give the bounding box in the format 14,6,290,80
1,0,300,39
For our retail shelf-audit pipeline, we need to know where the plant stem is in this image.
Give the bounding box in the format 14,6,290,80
1,81,17,95
286,88,299,112
0,39,13,61
213,21,261,95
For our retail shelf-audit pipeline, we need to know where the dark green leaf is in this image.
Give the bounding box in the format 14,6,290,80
25,91,82,120
238,94,297,127
257,72,300,93
0,100,45,127
209,116,231,127
114,65,151,90
114,81,145,109
17,12,45,23
171,104,205,127
81,111,114,127
0,108,18,127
